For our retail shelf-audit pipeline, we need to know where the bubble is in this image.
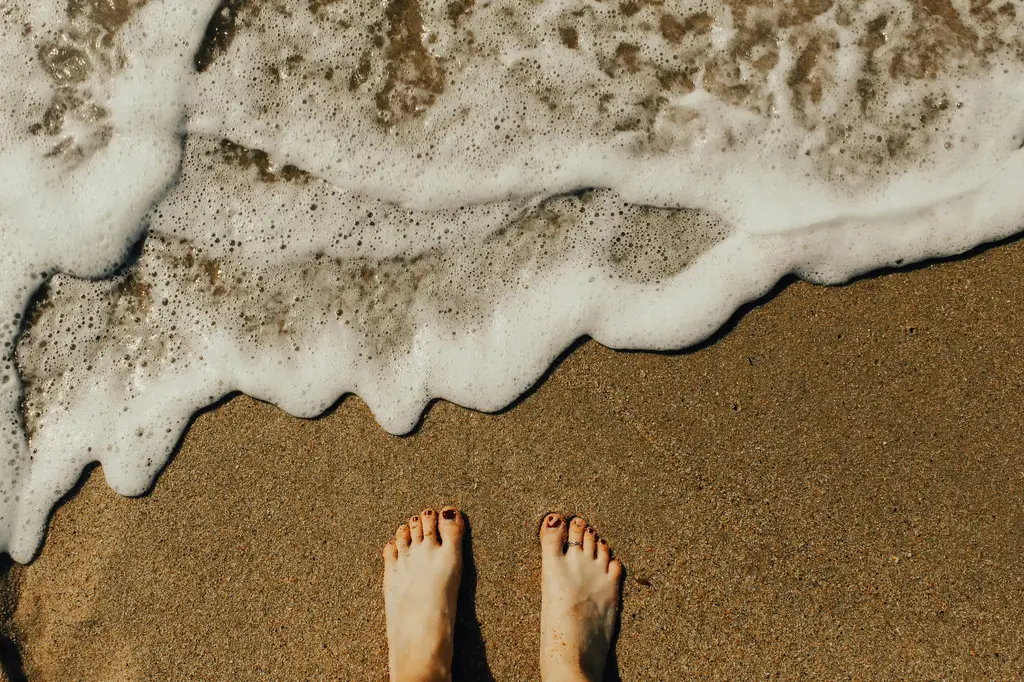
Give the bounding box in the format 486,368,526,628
0,0,1023,562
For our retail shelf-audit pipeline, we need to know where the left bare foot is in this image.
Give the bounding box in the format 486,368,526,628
538,514,622,682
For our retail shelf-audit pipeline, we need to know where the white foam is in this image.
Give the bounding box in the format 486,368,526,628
189,0,1024,229
0,0,1023,561
0,0,219,558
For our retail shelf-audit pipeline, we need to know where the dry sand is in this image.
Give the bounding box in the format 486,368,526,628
1,239,1023,680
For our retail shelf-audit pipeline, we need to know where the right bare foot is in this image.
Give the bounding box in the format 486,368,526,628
538,514,622,682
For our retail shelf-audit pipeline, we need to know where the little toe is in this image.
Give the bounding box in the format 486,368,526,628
596,538,611,567
567,516,587,550
609,558,623,581
539,514,567,557
383,539,398,567
583,525,598,558
396,523,411,552
409,514,423,543
420,509,438,544
439,507,464,547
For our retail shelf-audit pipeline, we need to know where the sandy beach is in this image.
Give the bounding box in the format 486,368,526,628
0,237,1022,680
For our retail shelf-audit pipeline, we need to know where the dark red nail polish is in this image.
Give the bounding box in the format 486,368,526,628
587,527,595,534
547,516,561,528
423,510,433,516
410,515,418,523
442,509,456,520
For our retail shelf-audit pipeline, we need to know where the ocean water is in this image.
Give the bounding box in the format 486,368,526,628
0,0,1022,561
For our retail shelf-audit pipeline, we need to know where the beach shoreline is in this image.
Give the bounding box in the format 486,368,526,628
1,237,1023,680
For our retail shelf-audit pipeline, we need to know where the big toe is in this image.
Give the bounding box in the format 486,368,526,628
438,507,465,548
539,513,567,556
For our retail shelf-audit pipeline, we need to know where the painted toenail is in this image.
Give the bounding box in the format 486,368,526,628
546,516,562,528
587,527,595,535
599,539,607,545
410,516,418,523
442,509,456,520
424,510,433,516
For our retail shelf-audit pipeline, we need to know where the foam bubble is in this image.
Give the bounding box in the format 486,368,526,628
0,0,1022,561
190,0,1024,228
0,0,219,559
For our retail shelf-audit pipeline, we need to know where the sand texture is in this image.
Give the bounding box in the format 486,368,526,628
1,240,1023,680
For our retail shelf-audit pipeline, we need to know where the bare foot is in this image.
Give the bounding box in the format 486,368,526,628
383,507,464,682
538,514,622,682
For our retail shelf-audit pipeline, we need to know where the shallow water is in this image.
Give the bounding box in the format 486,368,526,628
0,0,1022,561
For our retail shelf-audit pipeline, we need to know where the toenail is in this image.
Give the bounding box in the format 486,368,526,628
599,539,607,545
423,510,433,516
546,516,562,528
442,509,456,520
574,518,584,526
410,516,418,523
586,527,595,535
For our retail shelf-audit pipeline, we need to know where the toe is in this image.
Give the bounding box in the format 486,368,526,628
439,507,464,548
567,516,586,550
409,514,423,543
420,509,438,544
583,525,598,558
609,558,623,581
539,514,567,557
596,538,611,567
383,539,398,567
396,523,411,552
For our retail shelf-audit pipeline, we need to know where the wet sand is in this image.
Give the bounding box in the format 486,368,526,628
1,239,1023,680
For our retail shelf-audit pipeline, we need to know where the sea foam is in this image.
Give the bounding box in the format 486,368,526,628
0,0,1022,561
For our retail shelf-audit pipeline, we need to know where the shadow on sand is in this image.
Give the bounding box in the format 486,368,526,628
450,514,496,682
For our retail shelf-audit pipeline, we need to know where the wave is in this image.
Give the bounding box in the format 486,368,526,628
0,0,1021,561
